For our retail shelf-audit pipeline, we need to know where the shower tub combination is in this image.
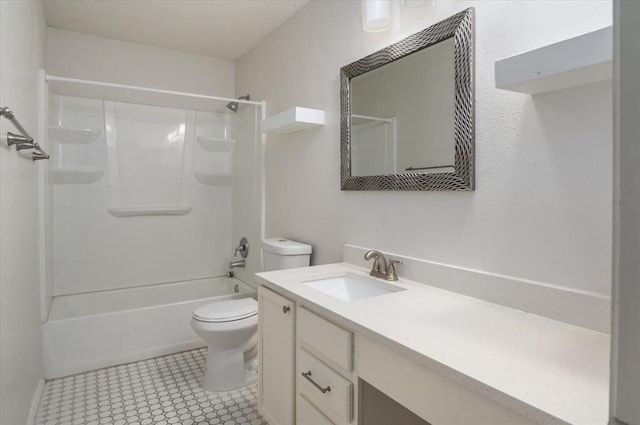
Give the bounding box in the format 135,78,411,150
39,74,265,379
42,277,255,379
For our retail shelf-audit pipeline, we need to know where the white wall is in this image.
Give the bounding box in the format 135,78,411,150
0,1,47,423
47,27,235,98
236,0,613,297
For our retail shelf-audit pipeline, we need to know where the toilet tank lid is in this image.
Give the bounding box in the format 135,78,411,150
262,238,312,255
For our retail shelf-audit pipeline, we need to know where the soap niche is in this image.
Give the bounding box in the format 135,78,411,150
47,95,107,185
192,111,235,186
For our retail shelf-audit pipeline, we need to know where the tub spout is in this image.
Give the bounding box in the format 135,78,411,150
229,259,245,269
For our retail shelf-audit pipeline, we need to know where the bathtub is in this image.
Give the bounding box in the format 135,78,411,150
42,276,255,379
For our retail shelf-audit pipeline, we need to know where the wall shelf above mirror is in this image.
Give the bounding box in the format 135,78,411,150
495,26,612,94
340,8,475,191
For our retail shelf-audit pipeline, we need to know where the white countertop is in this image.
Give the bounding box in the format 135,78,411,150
256,263,610,425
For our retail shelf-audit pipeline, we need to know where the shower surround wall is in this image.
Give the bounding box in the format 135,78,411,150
42,91,263,377
236,1,613,301
45,29,254,298
47,95,237,296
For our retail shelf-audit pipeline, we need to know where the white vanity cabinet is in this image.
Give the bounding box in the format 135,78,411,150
257,263,610,425
296,308,356,425
258,286,296,425
258,283,536,425
258,284,357,425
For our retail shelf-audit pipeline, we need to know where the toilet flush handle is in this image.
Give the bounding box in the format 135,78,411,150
282,306,291,314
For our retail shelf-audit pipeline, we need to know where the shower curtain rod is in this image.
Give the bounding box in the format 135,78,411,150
45,75,263,106
351,114,394,123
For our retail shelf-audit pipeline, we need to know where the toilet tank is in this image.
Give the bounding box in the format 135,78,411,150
262,238,312,271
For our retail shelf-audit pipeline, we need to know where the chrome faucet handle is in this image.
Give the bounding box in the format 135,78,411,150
234,237,249,259
364,250,388,279
370,257,381,273
385,259,403,281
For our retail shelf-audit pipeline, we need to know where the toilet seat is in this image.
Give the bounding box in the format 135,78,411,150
192,298,257,323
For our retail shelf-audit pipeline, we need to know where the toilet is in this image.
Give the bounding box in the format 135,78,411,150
191,237,311,392
262,237,313,271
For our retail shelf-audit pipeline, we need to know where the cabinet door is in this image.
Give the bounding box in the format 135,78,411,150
297,394,335,425
258,286,295,425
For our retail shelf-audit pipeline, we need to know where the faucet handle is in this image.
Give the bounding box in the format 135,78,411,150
234,237,249,258
364,250,386,275
371,257,381,273
385,259,403,281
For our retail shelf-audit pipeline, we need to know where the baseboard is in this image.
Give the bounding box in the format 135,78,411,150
344,244,610,333
27,378,45,425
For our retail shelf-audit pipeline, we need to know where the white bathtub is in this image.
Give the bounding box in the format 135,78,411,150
42,277,255,378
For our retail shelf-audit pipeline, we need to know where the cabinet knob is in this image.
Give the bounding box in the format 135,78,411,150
282,305,291,314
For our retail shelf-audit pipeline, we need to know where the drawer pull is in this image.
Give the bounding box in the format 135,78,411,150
301,371,331,394
283,305,291,314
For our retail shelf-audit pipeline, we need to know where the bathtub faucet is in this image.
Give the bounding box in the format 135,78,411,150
229,259,246,269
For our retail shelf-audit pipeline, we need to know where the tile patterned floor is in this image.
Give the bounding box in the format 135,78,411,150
35,348,267,425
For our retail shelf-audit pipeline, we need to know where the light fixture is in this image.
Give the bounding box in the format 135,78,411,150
361,0,392,33
401,0,435,9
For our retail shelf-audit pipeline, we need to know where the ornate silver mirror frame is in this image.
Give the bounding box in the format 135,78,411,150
340,8,474,191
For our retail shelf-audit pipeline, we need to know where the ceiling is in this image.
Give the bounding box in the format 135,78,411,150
43,0,309,61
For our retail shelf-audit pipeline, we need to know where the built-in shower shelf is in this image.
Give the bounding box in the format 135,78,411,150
194,172,234,186
48,126,101,144
48,168,105,184
196,137,235,153
262,107,325,135
495,26,612,94
107,206,192,217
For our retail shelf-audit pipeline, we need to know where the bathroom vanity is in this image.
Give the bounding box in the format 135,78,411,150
255,262,610,425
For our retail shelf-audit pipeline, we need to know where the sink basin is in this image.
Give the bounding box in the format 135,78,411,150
302,272,406,301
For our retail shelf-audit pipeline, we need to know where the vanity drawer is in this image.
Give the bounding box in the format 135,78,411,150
298,307,353,371
297,394,335,425
298,348,353,423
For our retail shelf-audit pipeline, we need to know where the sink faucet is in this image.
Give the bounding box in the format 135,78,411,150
363,250,402,281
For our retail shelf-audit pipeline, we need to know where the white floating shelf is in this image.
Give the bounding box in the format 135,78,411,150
107,206,192,217
196,137,235,153
262,107,325,135
495,26,612,94
48,168,105,184
49,126,101,144
194,172,234,186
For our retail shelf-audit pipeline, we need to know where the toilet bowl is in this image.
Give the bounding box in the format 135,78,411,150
190,297,258,392
191,238,311,392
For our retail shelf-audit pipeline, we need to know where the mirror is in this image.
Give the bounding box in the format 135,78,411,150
340,8,474,191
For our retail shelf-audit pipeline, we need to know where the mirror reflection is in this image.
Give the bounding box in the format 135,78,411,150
350,38,455,177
